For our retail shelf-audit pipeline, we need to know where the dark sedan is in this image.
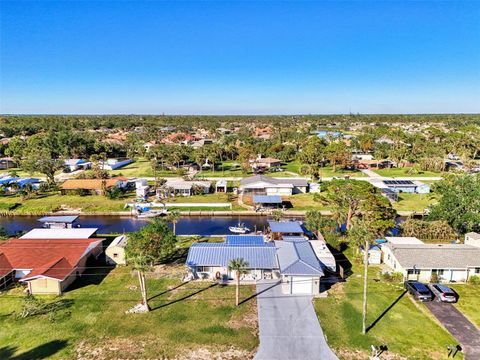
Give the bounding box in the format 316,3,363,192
404,280,433,301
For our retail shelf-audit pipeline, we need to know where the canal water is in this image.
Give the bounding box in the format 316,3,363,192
0,215,303,236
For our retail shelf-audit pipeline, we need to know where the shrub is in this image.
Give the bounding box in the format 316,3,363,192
379,270,404,283
469,275,480,285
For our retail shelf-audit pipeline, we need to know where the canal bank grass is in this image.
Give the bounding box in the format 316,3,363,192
449,284,480,328
0,193,134,215
0,267,258,359
314,250,460,360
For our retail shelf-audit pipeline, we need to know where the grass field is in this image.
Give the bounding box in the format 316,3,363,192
318,166,367,179
373,168,442,177
315,249,460,359
110,159,177,178
392,193,438,213
450,284,480,328
0,193,134,215
0,267,258,359
284,194,329,211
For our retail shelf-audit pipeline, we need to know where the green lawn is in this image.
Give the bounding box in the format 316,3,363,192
284,160,302,174
284,194,329,211
315,250,460,359
0,193,134,215
2,167,62,179
392,193,438,213
110,159,177,178
449,284,480,328
373,168,442,178
318,166,367,179
0,267,258,359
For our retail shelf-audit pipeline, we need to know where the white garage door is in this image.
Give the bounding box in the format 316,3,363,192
291,277,312,294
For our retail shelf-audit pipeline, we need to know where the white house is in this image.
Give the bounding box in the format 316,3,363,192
64,159,91,172
239,175,308,196
100,158,133,170
382,241,480,283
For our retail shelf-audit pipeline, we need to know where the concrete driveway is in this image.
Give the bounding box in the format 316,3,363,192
254,280,338,360
425,302,480,359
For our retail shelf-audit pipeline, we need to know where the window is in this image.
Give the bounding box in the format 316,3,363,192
113,253,118,258
407,269,420,275
475,268,480,274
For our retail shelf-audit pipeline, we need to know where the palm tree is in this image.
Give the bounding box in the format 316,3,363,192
166,209,181,235
228,258,249,306
128,251,151,311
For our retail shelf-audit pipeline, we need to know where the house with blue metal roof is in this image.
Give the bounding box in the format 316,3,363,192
267,220,305,240
185,234,333,295
276,240,324,295
186,236,278,282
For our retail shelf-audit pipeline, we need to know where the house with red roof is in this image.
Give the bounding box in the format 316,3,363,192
0,238,104,294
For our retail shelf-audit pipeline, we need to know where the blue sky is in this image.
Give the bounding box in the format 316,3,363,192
1,1,479,114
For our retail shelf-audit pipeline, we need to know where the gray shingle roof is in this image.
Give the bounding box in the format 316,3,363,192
275,240,324,276
387,243,480,269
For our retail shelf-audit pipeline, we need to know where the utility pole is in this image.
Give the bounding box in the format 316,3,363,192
362,238,369,334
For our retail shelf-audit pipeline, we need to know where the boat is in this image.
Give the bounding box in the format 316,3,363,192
134,205,167,218
228,222,250,234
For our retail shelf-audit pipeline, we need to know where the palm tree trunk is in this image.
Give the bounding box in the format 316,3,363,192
346,207,353,230
236,270,240,306
362,239,369,334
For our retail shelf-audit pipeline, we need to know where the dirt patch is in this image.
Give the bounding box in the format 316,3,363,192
334,348,407,360
151,264,185,279
175,347,255,360
328,281,346,299
228,303,258,336
76,338,147,360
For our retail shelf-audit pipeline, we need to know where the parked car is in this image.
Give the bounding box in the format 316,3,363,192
404,280,433,301
428,283,458,303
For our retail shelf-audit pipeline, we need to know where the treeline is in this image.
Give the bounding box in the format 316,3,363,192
1,113,479,137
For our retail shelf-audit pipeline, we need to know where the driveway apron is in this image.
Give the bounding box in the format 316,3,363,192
254,280,338,360
425,302,480,359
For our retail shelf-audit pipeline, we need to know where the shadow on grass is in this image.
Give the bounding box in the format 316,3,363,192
0,340,68,360
150,283,218,311
66,257,114,292
366,290,407,333
148,281,190,301
238,281,281,305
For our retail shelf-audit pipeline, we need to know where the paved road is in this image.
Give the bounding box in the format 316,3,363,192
254,280,338,360
425,302,480,359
